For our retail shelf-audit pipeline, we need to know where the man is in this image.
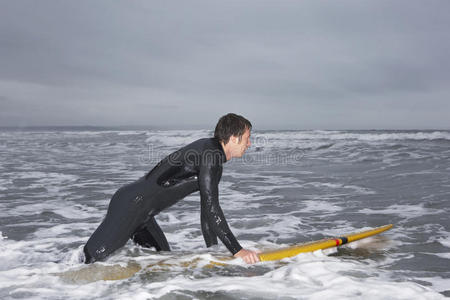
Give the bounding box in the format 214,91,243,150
84,113,260,264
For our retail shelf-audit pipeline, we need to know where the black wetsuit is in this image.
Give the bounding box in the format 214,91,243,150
83,137,242,263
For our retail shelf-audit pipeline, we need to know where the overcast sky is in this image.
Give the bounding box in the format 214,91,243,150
1,1,449,130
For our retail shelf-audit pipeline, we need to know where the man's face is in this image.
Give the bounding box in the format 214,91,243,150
231,128,251,158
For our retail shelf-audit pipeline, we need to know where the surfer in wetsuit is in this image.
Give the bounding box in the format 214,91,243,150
83,113,260,264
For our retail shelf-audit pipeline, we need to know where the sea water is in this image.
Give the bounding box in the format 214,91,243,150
0,128,449,299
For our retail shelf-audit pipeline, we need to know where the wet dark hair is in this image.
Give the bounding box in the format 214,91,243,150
214,113,252,145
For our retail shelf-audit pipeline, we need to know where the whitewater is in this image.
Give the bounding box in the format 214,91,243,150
0,128,449,299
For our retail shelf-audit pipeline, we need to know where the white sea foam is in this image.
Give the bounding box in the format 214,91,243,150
220,190,270,210
359,204,442,219
32,222,97,239
59,130,115,136
391,170,442,178
223,171,305,194
0,178,13,190
10,171,78,182
417,276,450,293
431,253,450,259
231,212,305,241
145,130,212,148
301,200,343,213
5,171,79,198
0,210,446,300
98,252,444,300
8,202,102,220
116,131,146,136
303,182,376,195
437,236,450,248
258,130,450,142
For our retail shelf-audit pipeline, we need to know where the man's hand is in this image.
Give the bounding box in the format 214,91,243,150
233,248,261,264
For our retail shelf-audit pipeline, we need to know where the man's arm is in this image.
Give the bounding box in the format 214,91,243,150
201,207,218,247
198,160,243,255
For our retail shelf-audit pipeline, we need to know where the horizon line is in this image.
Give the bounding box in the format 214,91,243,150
0,125,449,131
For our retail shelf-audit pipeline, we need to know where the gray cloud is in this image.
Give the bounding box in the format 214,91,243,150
0,0,449,129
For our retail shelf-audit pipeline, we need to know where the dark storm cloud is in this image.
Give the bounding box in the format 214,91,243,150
0,0,449,129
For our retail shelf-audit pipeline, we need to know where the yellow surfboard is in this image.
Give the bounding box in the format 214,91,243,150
257,224,393,262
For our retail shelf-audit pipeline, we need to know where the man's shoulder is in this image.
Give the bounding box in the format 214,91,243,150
182,137,217,151
182,138,225,166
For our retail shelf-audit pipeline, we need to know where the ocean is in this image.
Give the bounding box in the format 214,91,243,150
0,128,449,299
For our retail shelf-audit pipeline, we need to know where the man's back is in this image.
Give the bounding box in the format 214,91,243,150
145,137,226,188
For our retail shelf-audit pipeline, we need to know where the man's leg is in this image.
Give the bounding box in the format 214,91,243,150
84,217,133,263
132,216,170,251
84,185,143,264
131,176,199,252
